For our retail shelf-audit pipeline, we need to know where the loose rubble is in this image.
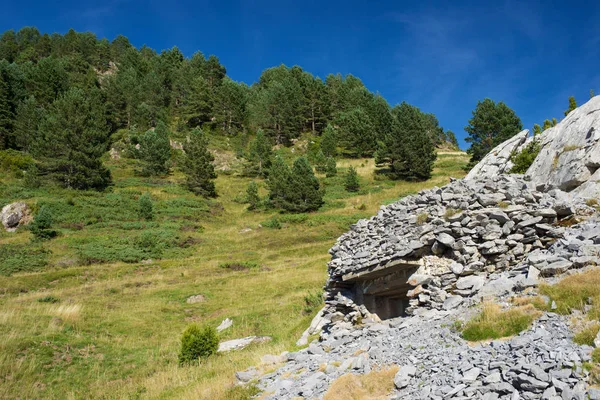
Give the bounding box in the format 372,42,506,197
253,310,594,399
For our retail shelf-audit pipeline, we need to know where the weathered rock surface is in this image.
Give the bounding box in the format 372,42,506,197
464,129,529,180
525,96,600,196
218,336,271,352
1,202,31,232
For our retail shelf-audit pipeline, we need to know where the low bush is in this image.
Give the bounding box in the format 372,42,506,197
0,244,49,275
178,324,219,365
138,192,154,221
509,140,540,174
461,303,540,341
37,295,60,303
261,216,282,229
29,205,58,240
218,261,261,271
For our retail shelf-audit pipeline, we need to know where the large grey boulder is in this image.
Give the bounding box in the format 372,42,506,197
1,202,31,232
525,96,600,196
464,129,529,181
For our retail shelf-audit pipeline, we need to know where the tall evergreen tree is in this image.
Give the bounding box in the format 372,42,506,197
542,119,553,131
464,98,523,167
335,107,375,157
182,76,212,127
246,129,272,177
267,155,291,206
181,128,217,197
320,123,337,157
344,166,360,192
272,157,323,212
377,102,437,180
138,121,171,176
564,96,577,116
325,157,337,177
0,67,12,149
13,96,43,152
445,130,459,149
533,124,542,135
34,87,111,190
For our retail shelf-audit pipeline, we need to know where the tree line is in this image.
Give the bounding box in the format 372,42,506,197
0,27,459,199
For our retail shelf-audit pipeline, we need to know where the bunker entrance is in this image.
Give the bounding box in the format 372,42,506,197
342,260,420,320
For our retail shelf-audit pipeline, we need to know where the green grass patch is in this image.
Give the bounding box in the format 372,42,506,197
0,244,50,276
461,303,541,341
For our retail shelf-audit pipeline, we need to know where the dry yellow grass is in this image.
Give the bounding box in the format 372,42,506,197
323,366,399,400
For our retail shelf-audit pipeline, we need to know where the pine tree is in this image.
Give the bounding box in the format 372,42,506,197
564,96,577,116
246,129,272,177
285,157,323,212
13,96,42,152
138,121,172,176
542,119,553,131
335,107,375,157
181,128,217,197
267,156,323,212
138,192,154,221
325,157,337,177
377,102,437,180
533,124,542,136
320,123,337,157
464,98,523,167
182,76,212,127
445,130,459,150
29,205,57,240
344,166,360,192
267,155,291,206
0,68,12,149
591,89,595,99
246,181,260,210
34,87,111,190
313,150,327,173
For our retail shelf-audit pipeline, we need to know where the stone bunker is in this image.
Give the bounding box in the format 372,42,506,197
341,260,420,319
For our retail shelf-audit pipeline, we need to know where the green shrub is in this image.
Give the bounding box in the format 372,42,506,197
344,167,360,192
0,244,49,276
461,303,540,341
261,216,281,229
509,140,540,174
37,295,60,303
218,261,261,271
23,163,41,188
0,149,34,172
29,205,58,240
178,324,219,365
138,193,154,221
325,157,337,177
246,181,261,211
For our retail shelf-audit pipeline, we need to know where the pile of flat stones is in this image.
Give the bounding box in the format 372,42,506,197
253,309,598,399
247,174,600,399
323,174,597,321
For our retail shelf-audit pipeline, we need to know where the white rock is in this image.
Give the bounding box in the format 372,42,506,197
216,318,233,332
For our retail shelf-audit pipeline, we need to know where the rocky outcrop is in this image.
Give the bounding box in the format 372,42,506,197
525,96,600,197
1,202,31,232
464,129,529,180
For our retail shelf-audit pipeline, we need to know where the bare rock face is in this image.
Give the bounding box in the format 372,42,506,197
1,202,31,232
525,96,600,196
464,129,529,181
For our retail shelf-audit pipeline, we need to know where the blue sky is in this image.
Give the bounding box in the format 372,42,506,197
2,0,600,149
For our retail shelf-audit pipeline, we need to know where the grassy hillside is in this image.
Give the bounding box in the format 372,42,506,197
0,149,468,399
